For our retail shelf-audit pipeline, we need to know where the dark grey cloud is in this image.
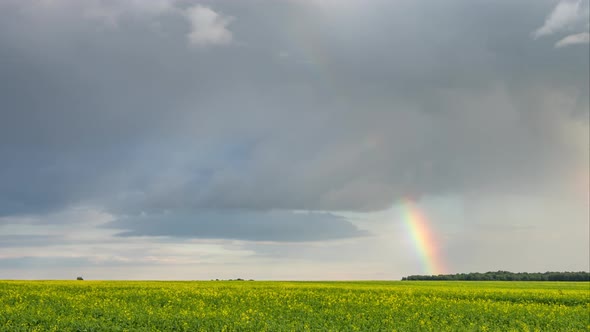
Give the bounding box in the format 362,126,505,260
0,235,61,248
0,256,135,270
0,0,587,242
109,210,368,242
0,257,93,269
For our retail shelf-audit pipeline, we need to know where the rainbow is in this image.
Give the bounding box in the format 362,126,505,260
400,199,446,275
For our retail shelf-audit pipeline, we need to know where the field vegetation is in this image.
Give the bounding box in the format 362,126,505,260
1,280,589,331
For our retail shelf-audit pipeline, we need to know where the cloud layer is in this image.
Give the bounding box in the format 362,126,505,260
111,210,367,242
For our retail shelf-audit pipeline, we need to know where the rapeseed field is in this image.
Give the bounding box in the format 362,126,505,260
0,280,588,331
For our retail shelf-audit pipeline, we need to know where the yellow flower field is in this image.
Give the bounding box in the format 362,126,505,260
1,280,588,331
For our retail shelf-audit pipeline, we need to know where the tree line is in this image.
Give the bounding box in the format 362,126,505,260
402,271,590,281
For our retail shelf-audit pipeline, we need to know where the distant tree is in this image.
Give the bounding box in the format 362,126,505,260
76,276,84,280
402,271,590,281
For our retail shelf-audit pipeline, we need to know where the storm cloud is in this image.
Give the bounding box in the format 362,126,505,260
110,210,367,242
0,0,588,279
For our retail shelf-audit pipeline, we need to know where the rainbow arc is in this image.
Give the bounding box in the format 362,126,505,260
400,199,446,275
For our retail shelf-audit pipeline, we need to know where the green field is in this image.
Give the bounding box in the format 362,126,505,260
1,280,588,331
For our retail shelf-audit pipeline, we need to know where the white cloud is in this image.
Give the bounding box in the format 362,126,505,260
184,5,233,47
555,31,590,47
533,0,589,38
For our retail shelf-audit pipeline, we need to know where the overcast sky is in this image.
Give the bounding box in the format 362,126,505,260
0,0,588,280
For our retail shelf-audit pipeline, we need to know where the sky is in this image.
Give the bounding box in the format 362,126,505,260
0,0,588,280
